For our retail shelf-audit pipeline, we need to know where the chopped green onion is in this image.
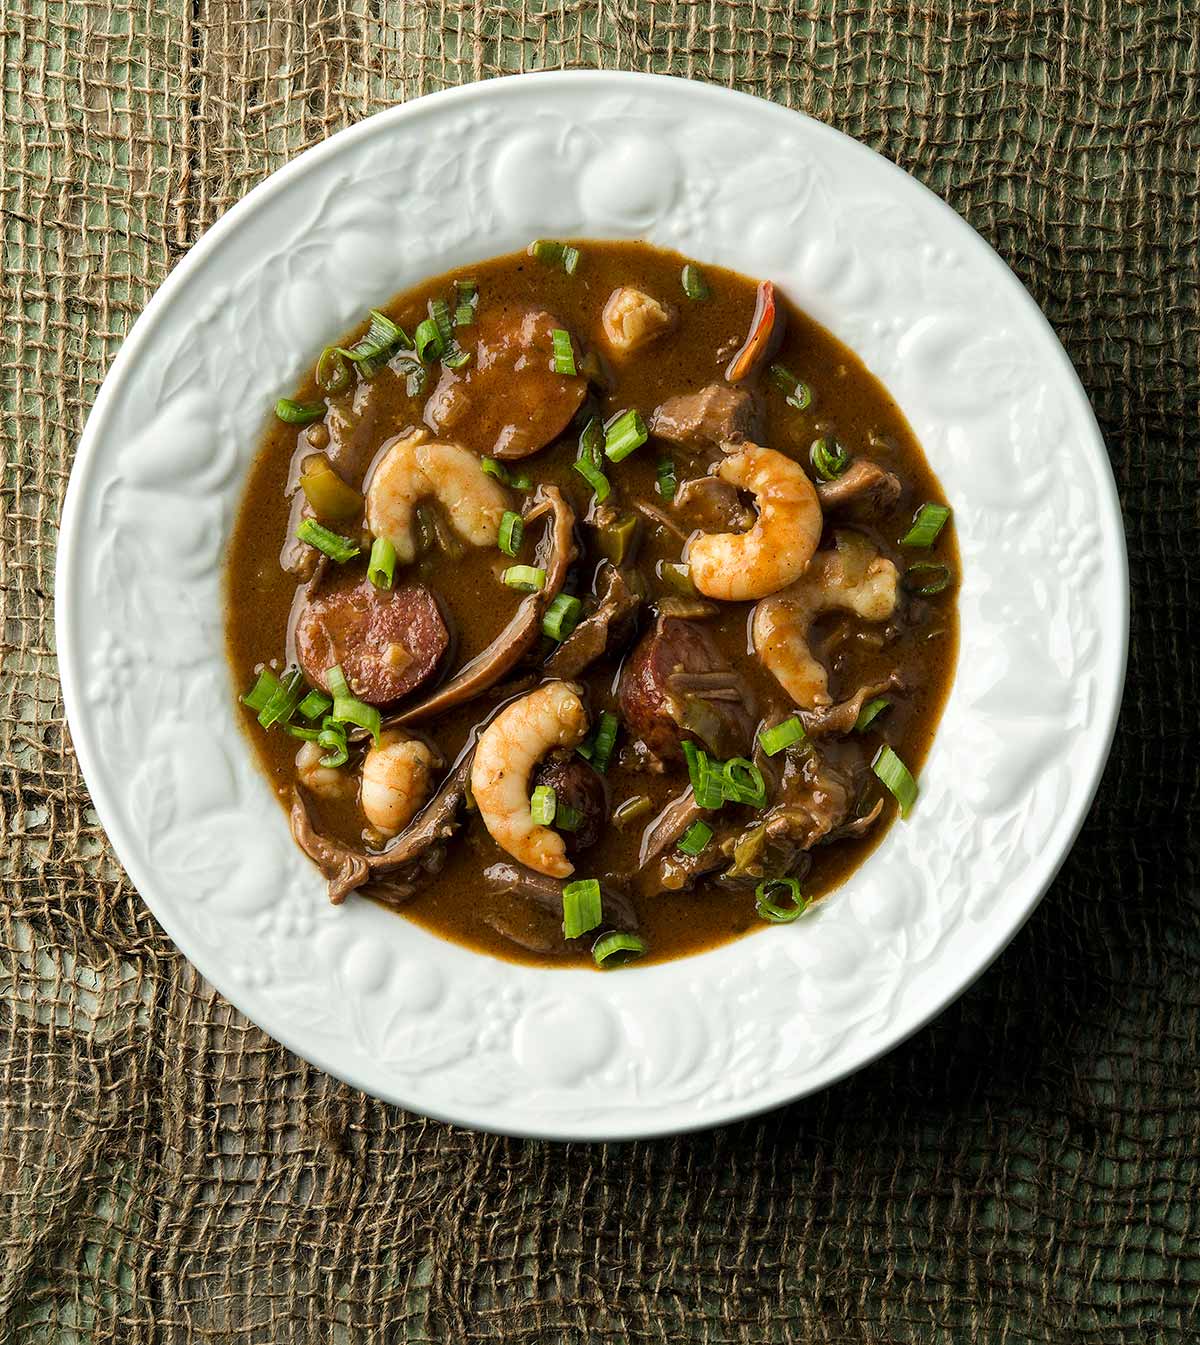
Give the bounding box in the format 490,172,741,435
901,503,952,548
429,297,453,347
678,820,713,856
562,878,603,939
275,398,325,425
769,364,813,412
367,536,397,589
655,457,677,500
810,437,850,481
554,801,583,833
578,417,603,469
854,697,890,732
339,309,409,377
441,341,471,370
604,409,648,463
722,757,767,808
529,239,580,274
298,688,332,721
241,667,282,713
754,876,809,924
296,519,360,564
872,744,918,817
551,328,577,377
284,723,321,741
681,262,711,301
501,564,545,592
614,795,652,827
413,317,443,362
454,279,478,326
316,346,351,394
317,720,348,769
682,740,726,810
542,593,583,641
903,563,952,596
325,665,382,745
481,458,532,490
758,717,807,756
530,785,557,826
498,510,524,558
258,665,306,730
592,931,647,968
402,361,428,398
572,456,611,502
577,711,618,773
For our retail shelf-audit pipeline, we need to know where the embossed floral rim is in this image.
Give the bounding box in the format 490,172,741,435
57,71,1128,1140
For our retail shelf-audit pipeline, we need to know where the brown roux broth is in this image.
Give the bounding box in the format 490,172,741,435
225,241,959,966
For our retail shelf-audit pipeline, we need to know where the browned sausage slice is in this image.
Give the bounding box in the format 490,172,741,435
424,306,587,459
293,574,449,705
532,751,609,852
618,616,756,763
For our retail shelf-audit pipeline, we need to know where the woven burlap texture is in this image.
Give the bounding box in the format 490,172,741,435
2,2,1197,1341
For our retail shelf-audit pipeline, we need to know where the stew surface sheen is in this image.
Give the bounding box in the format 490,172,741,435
225,241,959,968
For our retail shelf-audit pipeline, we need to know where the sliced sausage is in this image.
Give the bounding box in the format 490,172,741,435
650,383,760,451
293,573,449,705
532,751,609,852
424,306,587,459
618,616,756,763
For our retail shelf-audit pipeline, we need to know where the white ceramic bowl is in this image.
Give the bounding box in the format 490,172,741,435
57,71,1127,1139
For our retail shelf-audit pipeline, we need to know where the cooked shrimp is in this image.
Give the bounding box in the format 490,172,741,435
365,429,510,563
470,682,589,878
751,532,899,708
686,444,822,601
601,286,675,356
360,729,438,837
295,740,356,802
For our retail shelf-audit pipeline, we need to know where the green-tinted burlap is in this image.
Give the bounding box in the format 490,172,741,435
2,2,1197,1340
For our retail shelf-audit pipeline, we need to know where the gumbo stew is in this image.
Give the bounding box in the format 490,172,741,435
225,241,959,968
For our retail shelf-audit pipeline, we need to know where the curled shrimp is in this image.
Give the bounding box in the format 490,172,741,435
361,730,438,837
686,444,822,601
365,428,511,563
295,740,356,802
751,532,899,708
470,681,589,878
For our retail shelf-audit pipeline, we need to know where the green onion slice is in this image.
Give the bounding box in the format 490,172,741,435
758,717,806,756
614,795,652,827
530,785,557,826
681,262,711,301
604,408,649,463
367,536,397,589
296,519,360,564
572,456,611,503
454,278,478,326
298,688,332,721
551,328,577,377
903,563,952,596
854,697,890,732
429,297,453,348
257,665,306,730
592,931,647,968
810,437,850,481
872,744,918,817
498,510,524,558
402,362,428,398
528,239,580,274
562,878,603,939
682,740,726,810
501,564,545,592
542,593,583,642
481,458,532,490
554,801,583,832
754,877,809,924
578,417,603,469
317,720,349,769
275,398,325,425
678,820,714,856
901,503,952,548
576,711,618,773
655,457,677,500
241,667,282,713
769,364,813,412
339,309,410,376
325,664,382,745
441,341,471,370
413,317,443,362
722,757,767,808
316,346,351,394
284,723,320,742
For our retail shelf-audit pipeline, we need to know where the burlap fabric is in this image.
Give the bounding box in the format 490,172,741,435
2,2,1196,1341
